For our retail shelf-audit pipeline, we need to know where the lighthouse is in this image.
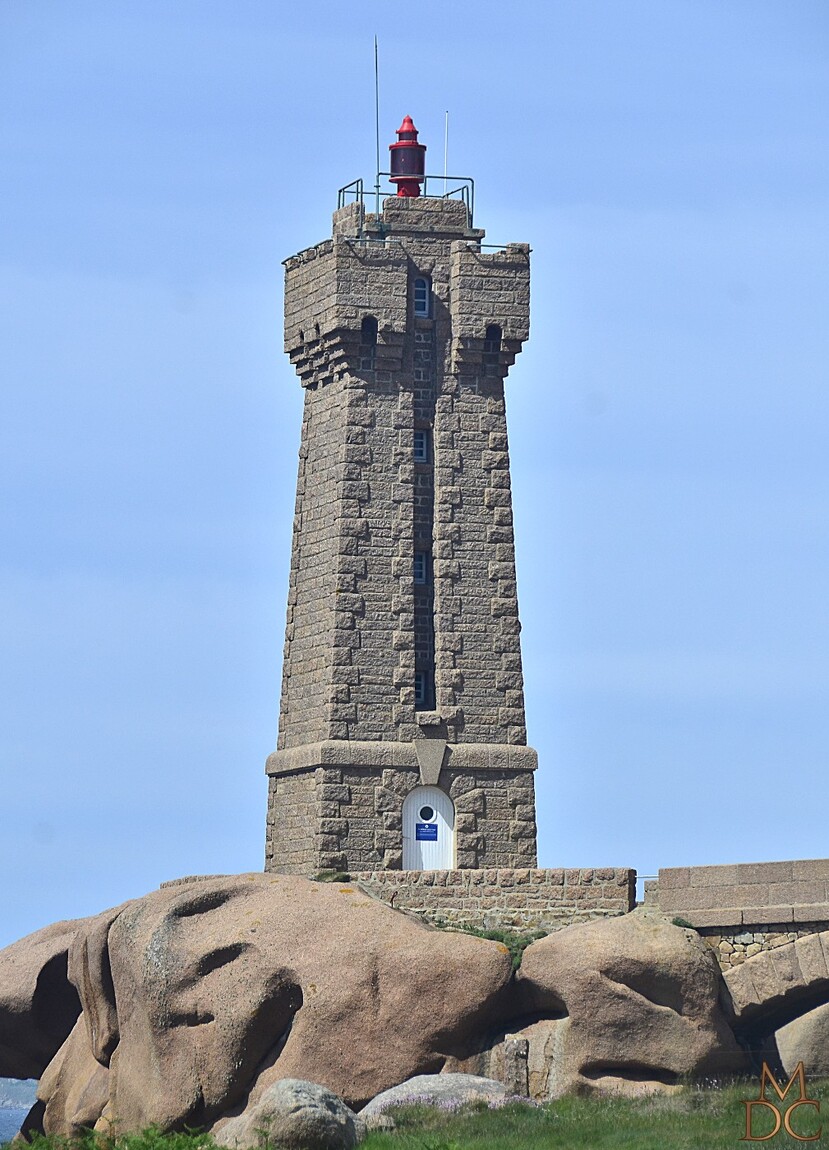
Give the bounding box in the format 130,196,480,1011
265,120,536,874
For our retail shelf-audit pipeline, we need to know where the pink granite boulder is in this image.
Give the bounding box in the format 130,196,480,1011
14,873,513,1135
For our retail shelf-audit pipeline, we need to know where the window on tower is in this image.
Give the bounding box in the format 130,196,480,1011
483,324,501,370
414,670,430,708
360,315,378,370
413,428,430,462
413,550,429,584
413,277,431,317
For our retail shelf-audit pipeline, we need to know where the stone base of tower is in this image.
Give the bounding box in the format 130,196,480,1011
265,739,538,874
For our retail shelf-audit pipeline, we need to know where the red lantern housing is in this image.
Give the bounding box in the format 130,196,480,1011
389,115,426,198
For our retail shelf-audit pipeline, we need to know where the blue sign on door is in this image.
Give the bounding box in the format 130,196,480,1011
416,822,438,841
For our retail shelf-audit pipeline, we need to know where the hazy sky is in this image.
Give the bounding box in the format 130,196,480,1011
1,0,828,949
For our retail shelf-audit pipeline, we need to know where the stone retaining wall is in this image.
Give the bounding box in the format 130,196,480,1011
354,867,636,933
657,859,829,928
695,923,829,970
648,860,829,970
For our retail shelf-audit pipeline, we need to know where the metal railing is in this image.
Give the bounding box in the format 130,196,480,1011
464,242,520,253
337,178,364,209
337,173,475,227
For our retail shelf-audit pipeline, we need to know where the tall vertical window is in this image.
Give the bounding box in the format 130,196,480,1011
360,315,378,370
414,277,430,317
414,671,429,707
483,324,501,369
413,550,429,584
413,428,430,462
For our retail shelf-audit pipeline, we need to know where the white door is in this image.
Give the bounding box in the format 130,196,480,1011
402,785,455,870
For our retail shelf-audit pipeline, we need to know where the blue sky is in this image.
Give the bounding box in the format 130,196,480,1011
1,0,828,948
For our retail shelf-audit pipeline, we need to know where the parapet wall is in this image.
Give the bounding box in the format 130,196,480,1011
652,859,829,970
354,867,636,933
657,859,829,928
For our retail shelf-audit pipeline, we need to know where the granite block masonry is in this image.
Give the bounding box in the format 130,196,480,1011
354,867,637,933
649,859,829,970
265,180,538,874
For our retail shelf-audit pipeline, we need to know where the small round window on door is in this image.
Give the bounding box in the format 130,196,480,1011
403,785,455,871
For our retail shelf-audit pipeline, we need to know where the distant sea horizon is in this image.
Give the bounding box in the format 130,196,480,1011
0,1108,29,1144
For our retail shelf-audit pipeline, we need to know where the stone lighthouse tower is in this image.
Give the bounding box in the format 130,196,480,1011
265,118,537,874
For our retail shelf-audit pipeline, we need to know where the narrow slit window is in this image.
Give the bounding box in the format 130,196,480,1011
414,671,428,707
413,429,430,462
483,324,501,368
413,551,429,584
360,315,378,370
414,277,430,317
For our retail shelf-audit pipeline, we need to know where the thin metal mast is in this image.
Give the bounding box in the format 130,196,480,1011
444,110,449,195
374,37,381,216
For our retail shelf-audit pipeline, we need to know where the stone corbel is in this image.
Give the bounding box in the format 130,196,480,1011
414,738,447,787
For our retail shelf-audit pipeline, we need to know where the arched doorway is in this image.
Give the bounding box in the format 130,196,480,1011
402,785,455,870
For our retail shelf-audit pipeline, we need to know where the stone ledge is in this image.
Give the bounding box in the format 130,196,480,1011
681,908,744,930
353,866,633,885
655,860,829,928
660,905,829,931
659,858,829,894
266,740,538,776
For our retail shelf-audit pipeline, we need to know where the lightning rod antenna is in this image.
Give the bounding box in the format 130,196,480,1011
444,110,449,195
374,37,381,216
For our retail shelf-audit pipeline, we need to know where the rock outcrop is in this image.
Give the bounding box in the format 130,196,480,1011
0,917,86,1079
456,907,746,1096
8,877,829,1141
723,932,829,1023
1,874,513,1136
776,1002,829,1077
360,1073,508,1118
215,1079,364,1150
516,908,745,1096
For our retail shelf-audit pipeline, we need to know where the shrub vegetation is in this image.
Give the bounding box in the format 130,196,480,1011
453,924,546,970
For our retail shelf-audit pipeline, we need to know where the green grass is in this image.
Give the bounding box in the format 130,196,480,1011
9,1132,216,1150
7,1081,829,1149
360,1083,829,1149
